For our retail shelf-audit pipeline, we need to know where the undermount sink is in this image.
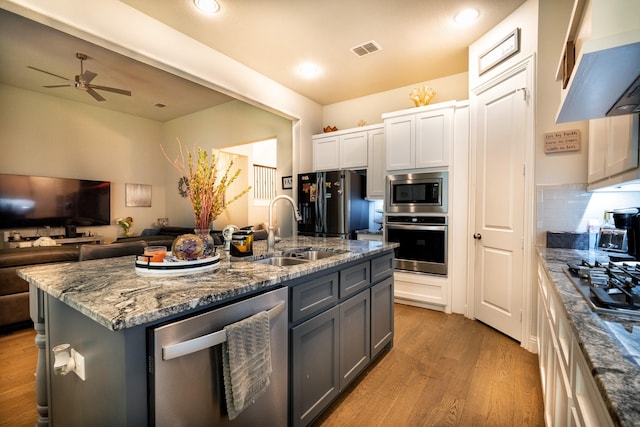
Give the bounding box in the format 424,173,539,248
287,250,340,260
252,257,309,266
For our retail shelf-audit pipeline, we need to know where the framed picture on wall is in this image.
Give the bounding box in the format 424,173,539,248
282,176,293,190
125,183,152,207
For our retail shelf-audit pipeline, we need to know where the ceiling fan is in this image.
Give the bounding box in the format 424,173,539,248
27,52,132,102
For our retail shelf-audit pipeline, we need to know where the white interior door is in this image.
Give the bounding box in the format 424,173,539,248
473,68,528,341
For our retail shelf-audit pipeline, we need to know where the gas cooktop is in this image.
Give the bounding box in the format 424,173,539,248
564,260,640,317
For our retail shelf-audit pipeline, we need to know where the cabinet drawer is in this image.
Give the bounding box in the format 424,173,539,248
371,253,394,283
339,261,370,298
290,272,339,324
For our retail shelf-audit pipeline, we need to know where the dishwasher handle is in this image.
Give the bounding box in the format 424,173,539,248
162,300,286,361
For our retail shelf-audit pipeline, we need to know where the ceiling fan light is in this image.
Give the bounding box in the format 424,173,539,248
194,0,220,14
454,8,479,26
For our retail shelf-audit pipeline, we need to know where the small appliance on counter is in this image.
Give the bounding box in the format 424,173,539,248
597,208,640,261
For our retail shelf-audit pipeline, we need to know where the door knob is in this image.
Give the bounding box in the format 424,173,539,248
473,233,482,240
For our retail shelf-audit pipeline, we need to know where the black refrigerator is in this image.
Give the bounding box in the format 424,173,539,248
298,170,369,239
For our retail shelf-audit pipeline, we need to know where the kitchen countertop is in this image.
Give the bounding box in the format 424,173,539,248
537,247,640,427
18,236,396,332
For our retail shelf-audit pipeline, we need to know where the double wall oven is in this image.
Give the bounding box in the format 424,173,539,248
385,172,448,275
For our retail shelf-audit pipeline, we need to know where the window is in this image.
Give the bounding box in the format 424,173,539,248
253,164,277,201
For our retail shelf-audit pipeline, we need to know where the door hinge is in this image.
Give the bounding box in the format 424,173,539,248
520,310,523,323
523,164,526,176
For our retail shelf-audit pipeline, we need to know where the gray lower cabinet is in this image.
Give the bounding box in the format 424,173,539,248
371,276,394,359
339,289,370,390
290,251,395,427
291,305,340,427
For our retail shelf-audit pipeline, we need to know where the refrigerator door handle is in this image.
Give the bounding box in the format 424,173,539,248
316,175,324,233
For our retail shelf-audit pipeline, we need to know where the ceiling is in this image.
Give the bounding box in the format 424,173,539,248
0,0,526,122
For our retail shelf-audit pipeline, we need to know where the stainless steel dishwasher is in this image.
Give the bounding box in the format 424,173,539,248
148,287,288,426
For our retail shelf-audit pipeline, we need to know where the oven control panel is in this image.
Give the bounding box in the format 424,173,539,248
386,215,447,225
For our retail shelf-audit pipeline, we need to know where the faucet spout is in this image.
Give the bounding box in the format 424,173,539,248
268,195,301,252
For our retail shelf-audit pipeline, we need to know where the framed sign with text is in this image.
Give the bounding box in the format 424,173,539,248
479,28,520,75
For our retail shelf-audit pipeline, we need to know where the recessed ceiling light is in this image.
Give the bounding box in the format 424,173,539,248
454,8,479,26
297,62,321,79
194,0,220,14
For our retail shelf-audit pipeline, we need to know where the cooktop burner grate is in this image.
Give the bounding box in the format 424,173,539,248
565,260,640,317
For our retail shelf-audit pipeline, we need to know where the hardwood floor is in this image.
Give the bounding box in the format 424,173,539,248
313,304,544,427
0,305,543,427
0,326,37,427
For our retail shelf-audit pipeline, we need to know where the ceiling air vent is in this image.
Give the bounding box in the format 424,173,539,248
351,40,382,57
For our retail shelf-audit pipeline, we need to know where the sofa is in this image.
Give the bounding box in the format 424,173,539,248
0,245,81,331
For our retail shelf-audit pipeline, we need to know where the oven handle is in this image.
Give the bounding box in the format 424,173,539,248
385,223,447,232
161,300,286,361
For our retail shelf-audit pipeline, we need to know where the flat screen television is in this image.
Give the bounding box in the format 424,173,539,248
0,173,111,228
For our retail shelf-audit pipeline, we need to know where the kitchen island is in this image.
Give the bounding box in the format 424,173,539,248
537,247,640,427
19,236,397,427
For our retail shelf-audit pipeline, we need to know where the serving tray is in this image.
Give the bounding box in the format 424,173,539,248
135,253,220,276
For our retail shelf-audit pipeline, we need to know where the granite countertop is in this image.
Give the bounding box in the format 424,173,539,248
537,247,640,427
18,237,396,332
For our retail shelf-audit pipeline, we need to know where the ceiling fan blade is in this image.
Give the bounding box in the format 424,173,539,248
80,70,98,84
89,85,132,96
86,87,106,102
27,66,72,83
43,84,74,88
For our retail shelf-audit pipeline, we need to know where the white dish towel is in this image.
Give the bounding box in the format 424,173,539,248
222,310,272,420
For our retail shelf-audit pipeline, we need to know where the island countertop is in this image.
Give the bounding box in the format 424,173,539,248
17,237,396,331
537,247,640,427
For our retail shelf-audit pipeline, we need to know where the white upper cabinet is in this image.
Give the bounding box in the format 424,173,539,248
382,101,456,171
587,114,639,187
366,126,385,199
312,126,375,171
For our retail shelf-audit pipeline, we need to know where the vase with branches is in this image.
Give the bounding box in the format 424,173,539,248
162,139,251,255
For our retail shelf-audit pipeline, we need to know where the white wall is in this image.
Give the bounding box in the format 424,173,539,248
0,84,165,242
161,100,295,234
536,0,589,185
322,72,469,131
2,0,323,181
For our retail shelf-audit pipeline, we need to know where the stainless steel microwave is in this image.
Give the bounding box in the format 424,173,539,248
385,171,447,214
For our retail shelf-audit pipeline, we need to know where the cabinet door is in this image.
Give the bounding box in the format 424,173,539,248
340,132,368,169
367,128,386,199
339,290,370,390
385,115,415,171
606,114,638,176
313,135,340,171
588,114,639,183
371,277,394,359
415,107,452,168
291,305,340,427
588,118,608,183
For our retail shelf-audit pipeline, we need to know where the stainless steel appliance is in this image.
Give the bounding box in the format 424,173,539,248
148,287,288,427
565,260,640,317
386,171,447,214
385,215,447,275
298,170,369,239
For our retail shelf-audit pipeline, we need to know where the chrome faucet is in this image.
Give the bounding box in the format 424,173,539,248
268,195,302,252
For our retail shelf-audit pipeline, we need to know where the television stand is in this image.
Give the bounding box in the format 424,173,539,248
7,236,103,249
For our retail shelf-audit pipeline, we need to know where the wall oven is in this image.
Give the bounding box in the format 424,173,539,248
386,171,447,214
385,215,448,275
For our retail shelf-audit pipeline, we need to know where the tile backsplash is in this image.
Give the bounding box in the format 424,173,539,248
536,184,640,246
